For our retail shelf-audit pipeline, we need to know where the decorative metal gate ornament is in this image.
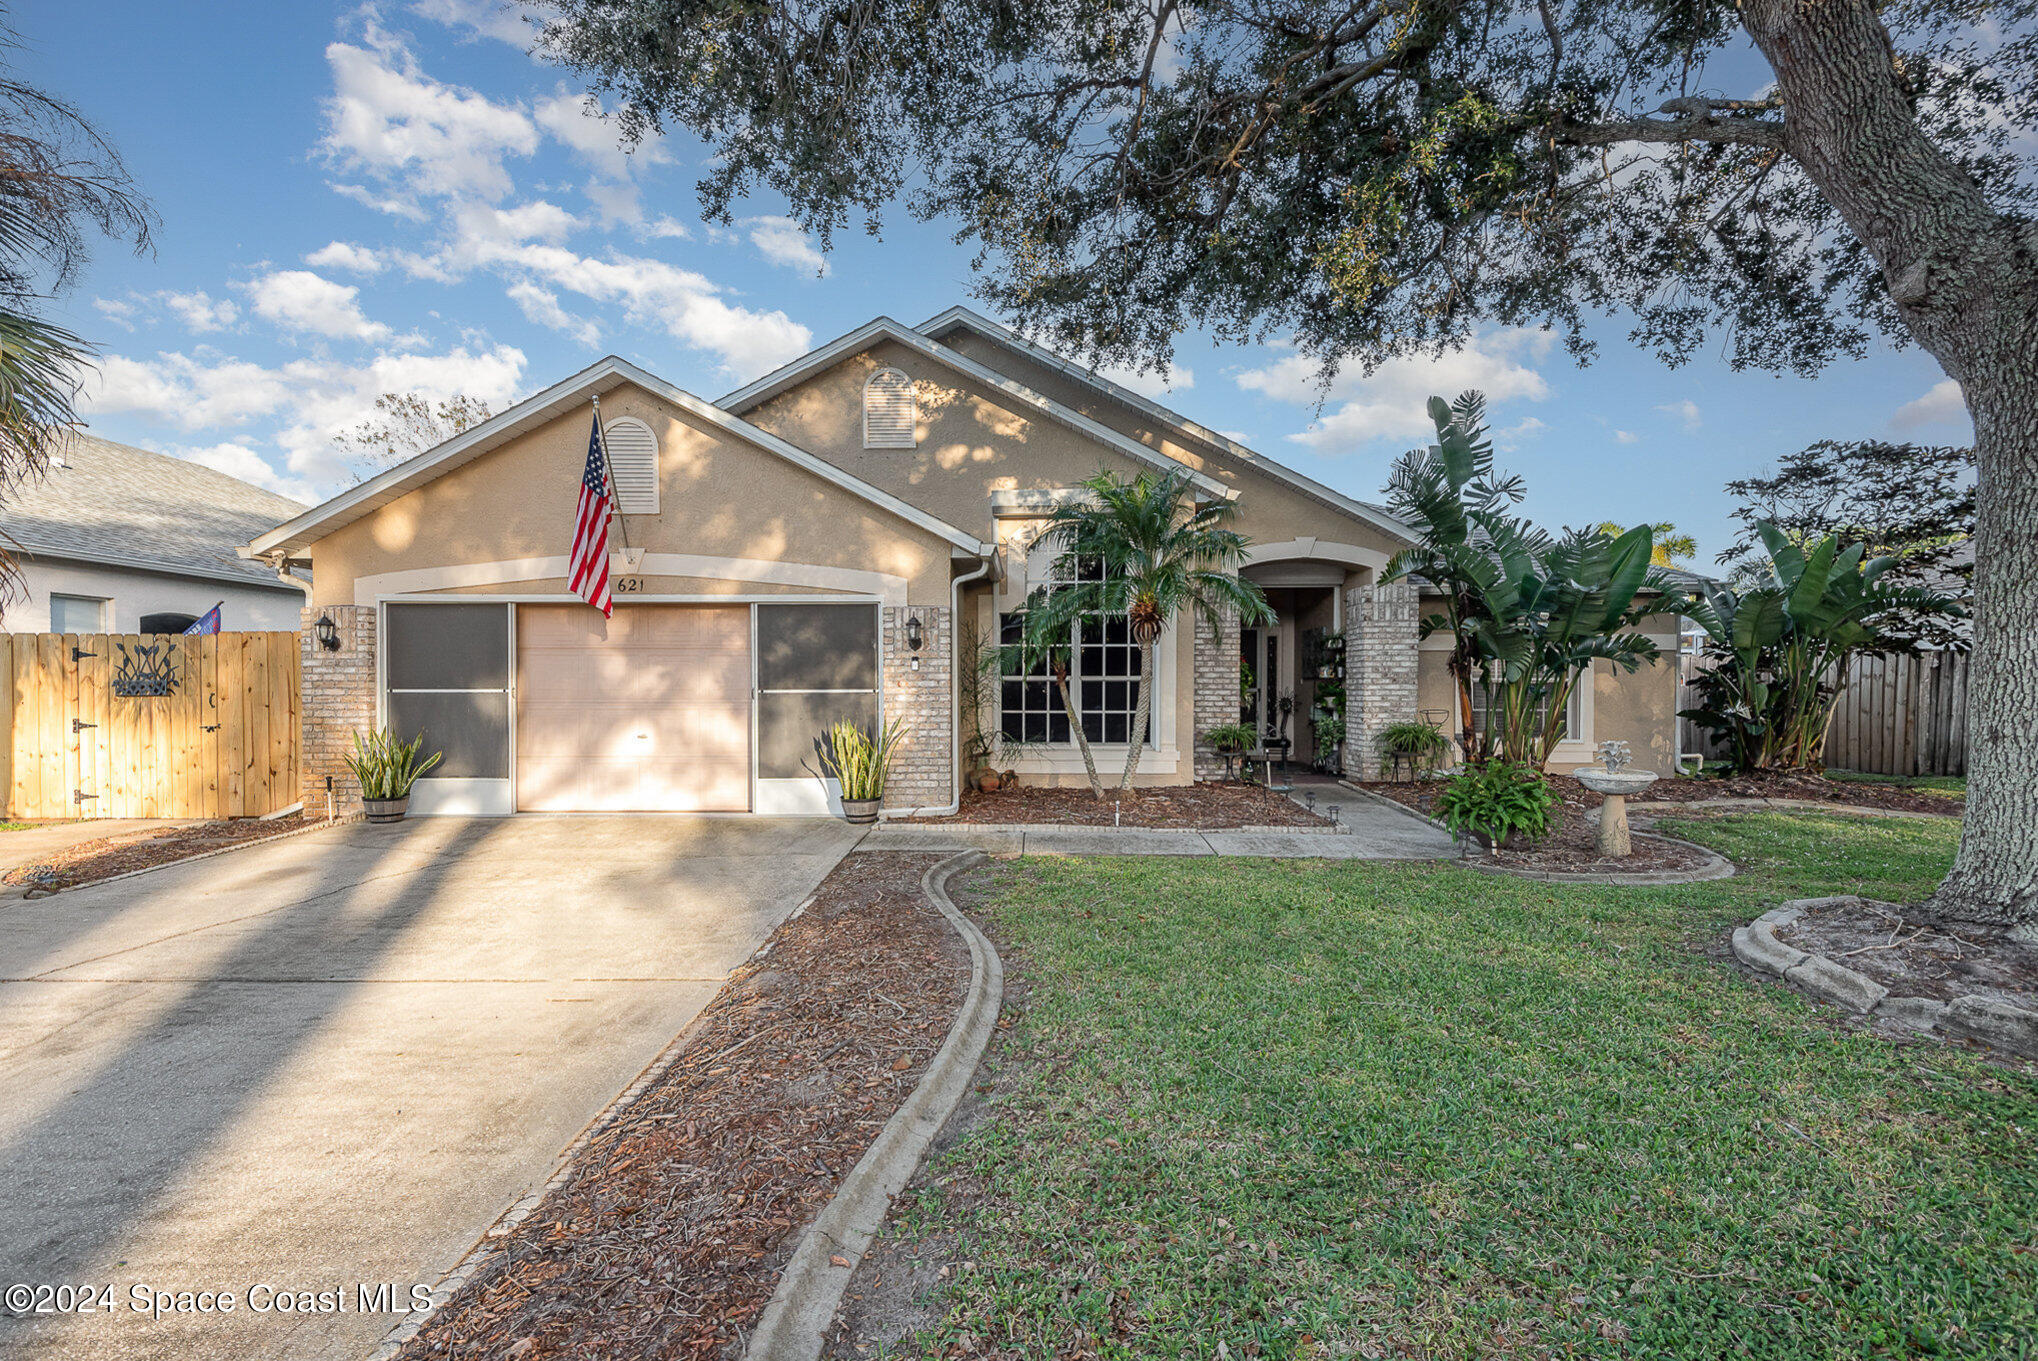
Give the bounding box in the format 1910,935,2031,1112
110,639,179,697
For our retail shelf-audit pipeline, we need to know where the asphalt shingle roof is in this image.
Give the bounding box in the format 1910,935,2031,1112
1,433,308,590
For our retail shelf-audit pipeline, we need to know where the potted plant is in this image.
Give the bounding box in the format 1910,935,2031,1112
344,728,442,823
1378,719,1450,780
819,716,909,823
1202,720,1256,781
1312,713,1344,774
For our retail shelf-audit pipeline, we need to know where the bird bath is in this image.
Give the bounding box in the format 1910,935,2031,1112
1575,746,1659,857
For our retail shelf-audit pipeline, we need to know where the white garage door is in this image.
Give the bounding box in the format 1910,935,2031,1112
515,604,751,812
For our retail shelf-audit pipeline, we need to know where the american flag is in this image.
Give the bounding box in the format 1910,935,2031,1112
568,411,614,617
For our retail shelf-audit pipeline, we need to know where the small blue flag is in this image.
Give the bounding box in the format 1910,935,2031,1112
184,604,222,636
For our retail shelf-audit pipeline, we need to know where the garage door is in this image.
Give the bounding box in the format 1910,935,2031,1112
515,604,751,812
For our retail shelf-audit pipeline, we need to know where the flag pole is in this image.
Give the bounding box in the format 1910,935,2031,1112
590,394,633,557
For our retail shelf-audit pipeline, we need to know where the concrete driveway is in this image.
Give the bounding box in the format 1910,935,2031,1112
0,815,865,1361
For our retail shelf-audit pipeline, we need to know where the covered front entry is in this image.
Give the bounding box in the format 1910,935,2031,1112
515,604,752,812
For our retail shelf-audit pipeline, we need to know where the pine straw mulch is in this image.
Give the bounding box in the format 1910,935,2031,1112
393,850,969,1361
1776,899,2038,1012
1,813,329,893
904,780,1328,828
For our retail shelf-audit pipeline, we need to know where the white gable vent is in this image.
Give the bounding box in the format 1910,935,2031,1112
602,416,660,514
863,368,917,449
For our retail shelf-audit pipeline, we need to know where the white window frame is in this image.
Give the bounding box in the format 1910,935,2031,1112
601,416,660,515
862,367,917,449
49,593,108,634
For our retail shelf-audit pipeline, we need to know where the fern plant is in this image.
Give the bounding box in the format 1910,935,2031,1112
1378,719,1450,765
1432,760,1557,846
1202,721,1257,754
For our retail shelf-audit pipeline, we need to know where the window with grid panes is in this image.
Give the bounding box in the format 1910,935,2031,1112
998,555,1151,746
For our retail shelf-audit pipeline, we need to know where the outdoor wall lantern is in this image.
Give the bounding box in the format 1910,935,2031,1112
905,614,925,652
314,612,341,651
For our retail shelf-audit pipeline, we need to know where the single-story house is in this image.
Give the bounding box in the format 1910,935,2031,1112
246,308,1686,817
2,433,310,634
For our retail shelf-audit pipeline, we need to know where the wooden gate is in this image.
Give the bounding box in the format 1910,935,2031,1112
0,632,300,819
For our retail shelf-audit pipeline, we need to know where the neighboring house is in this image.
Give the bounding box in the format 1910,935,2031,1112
3,433,309,634
249,307,1685,818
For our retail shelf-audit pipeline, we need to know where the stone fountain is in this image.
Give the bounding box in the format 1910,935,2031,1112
1573,741,1658,857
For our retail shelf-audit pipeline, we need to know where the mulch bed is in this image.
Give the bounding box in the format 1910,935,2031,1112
905,780,1327,828
1364,770,1959,818
2,814,328,892
1777,900,2038,1012
393,850,969,1361
1360,780,1717,876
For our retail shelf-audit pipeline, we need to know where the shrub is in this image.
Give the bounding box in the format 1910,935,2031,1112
1432,760,1557,846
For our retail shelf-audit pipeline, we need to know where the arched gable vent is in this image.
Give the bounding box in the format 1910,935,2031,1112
863,368,917,449
602,416,660,514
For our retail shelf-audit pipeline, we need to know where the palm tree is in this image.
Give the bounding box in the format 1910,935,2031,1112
1015,467,1273,796
0,25,155,594
1595,520,1697,568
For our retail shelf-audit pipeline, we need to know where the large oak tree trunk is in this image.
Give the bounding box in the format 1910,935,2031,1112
1742,0,2038,937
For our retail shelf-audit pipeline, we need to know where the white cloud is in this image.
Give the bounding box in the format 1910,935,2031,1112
93,297,138,330
161,289,239,333
1239,329,1553,452
330,181,432,222
245,270,391,342
639,214,691,241
1614,429,1638,444
506,280,601,348
172,441,317,502
87,342,528,491
305,241,387,275
411,0,545,49
321,41,538,207
533,91,670,225
1495,415,1546,451
744,215,829,276
1892,378,1968,432
1097,359,1194,400
1654,398,1701,431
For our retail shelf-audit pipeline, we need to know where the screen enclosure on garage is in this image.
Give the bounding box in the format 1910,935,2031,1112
381,600,882,816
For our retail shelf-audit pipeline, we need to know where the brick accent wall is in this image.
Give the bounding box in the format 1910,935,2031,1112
881,606,953,811
300,604,377,814
1192,603,1240,780
1343,581,1420,780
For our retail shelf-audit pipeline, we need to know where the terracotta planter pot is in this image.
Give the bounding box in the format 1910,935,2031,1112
840,797,882,825
363,795,410,824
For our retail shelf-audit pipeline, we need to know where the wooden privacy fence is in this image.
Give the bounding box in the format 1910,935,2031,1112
1,632,301,820
1824,650,1969,778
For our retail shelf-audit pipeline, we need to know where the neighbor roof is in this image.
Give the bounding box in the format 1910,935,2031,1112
246,356,995,562
914,306,1414,543
4,433,309,591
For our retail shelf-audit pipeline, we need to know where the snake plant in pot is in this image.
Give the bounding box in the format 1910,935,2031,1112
344,728,443,823
819,716,910,823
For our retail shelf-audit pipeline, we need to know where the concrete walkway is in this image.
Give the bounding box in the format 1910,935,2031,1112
0,814,865,1361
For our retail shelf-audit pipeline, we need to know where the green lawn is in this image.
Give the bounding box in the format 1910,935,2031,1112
1824,770,1969,799
887,813,2034,1359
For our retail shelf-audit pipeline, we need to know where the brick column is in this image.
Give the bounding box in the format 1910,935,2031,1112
300,605,376,815
880,606,953,811
1344,581,1419,781
1192,603,1239,780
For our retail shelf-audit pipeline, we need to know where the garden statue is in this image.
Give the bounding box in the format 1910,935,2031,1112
1574,741,1658,857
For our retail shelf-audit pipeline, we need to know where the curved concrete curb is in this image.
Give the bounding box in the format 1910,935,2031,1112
1732,896,2038,1059
745,849,1004,1360
1468,832,1737,885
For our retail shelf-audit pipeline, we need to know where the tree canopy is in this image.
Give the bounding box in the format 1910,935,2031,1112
543,0,2035,382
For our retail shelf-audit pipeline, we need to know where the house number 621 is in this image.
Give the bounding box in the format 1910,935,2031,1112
614,576,644,593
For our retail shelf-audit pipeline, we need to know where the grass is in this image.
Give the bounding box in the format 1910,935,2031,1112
1824,769,1968,799
886,813,2035,1359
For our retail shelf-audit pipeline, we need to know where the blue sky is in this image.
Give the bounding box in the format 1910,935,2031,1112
25,0,1973,564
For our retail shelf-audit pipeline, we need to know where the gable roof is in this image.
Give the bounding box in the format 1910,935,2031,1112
916,306,1413,543
4,432,309,591
716,316,1237,502
245,356,994,562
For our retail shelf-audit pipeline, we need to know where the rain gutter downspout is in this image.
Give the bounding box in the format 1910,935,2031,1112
890,552,994,818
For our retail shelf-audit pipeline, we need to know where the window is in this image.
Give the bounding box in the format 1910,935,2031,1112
998,556,1151,747
601,416,660,514
863,368,916,448
49,593,107,633
1470,679,1584,746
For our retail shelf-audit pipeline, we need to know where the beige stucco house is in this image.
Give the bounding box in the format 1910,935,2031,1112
247,308,1685,817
